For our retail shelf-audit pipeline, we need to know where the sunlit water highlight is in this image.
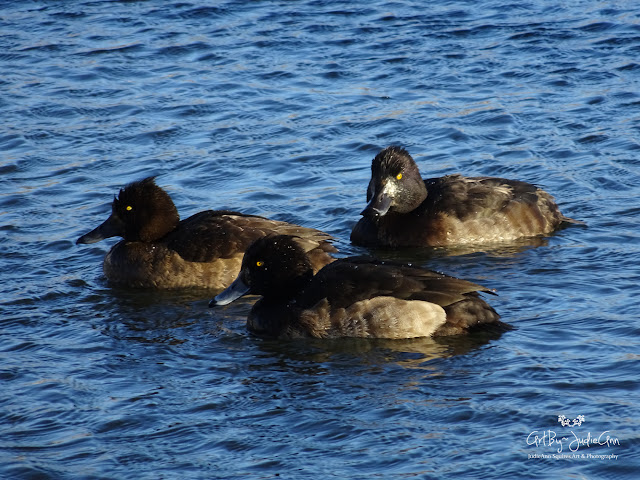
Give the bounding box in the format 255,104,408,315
1,1,639,478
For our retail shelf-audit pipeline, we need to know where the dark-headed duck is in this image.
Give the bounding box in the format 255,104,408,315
76,177,336,289
351,146,580,248
210,235,505,339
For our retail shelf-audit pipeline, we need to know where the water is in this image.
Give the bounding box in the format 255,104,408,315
1,1,639,478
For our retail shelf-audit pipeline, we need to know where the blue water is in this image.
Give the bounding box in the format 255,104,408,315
1,1,639,478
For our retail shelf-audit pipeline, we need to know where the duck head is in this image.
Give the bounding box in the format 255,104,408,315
76,177,179,244
210,235,314,307
362,146,428,217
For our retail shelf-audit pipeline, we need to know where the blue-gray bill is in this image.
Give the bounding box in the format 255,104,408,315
361,191,391,217
76,214,124,244
209,276,250,307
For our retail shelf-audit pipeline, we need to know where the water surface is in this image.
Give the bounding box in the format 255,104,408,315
1,1,639,478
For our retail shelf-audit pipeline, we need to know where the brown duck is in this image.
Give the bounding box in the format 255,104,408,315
351,146,580,248
76,177,335,289
210,235,506,339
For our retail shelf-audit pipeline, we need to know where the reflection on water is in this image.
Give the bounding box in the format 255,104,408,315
250,329,508,370
360,234,552,262
2,1,639,478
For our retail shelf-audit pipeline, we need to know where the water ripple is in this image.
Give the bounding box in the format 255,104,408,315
1,0,639,478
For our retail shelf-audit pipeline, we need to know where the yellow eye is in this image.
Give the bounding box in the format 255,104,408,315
256,261,264,267
396,173,403,180
126,205,133,211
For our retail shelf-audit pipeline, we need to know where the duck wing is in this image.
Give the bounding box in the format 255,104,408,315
297,257,493,310
424,175,543,219
167,211,335,263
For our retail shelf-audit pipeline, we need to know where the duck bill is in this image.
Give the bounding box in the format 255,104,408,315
76,213,124,245
361,189,392,217
209,274,250,307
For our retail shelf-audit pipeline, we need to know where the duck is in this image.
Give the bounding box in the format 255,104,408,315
351,146,580,248
76,177,336,289
209,234,506,339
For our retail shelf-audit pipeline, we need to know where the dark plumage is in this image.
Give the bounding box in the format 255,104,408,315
210,235,505,339
351,146,580,248
76,177,336,289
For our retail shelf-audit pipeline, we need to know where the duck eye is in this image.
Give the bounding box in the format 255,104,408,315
126,205,133,211
396,173,403,180
256,261,264,267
